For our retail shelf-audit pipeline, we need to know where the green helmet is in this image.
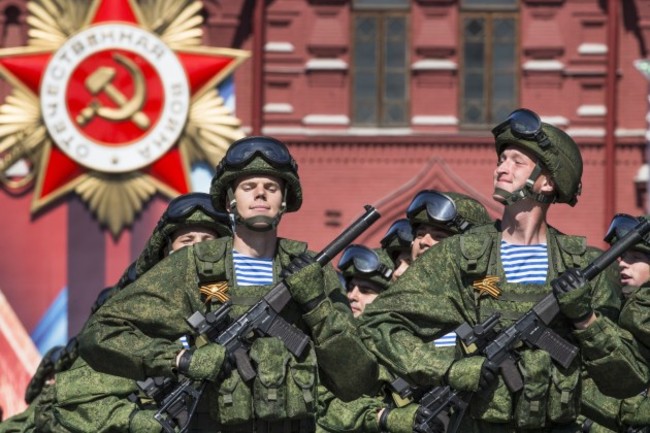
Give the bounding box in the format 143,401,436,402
117,193,231,289
406,190,492,235
604,214,650,255
210,136,302,213
338,245,393,292
493,108,583,206
380,218,413,263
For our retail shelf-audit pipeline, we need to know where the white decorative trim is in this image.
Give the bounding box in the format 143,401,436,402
412,115,458,126
635,164,649,183
264,103,293,114
540,116,569,126
615,128,646,137
522,60,564,71
565,127,605,137
577,105,606,116
578,43,607,55
265,42,294,53
411,59,457,71
305,59,348,71
262,126,415,136
302,115,350,125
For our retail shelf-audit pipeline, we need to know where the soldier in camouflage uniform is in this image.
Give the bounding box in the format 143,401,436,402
358,108,620,432
77,136,379,433
378,218,413,281
0,192,230,433
569,213,650,432
317,194,492,433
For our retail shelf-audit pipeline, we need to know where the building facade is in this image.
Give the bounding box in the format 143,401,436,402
0,0,649,417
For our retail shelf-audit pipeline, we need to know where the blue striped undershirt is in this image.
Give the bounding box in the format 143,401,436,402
500,240,548,284
233,251,274,286
434,332,457,348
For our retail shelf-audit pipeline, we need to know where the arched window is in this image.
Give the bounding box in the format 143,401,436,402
460,0,518,127
351,0,409,127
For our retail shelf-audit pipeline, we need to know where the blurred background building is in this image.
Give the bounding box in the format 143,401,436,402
0,0,648,417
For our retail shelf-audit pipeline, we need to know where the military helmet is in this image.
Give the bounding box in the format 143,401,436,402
493,108,583,206
604,214,650,255
406,190,492,235
337,245,393,292
380,218,413,262
123,193,231,286
210,136,302,212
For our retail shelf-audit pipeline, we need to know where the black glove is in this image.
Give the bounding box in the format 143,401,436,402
478,359,499,392
551,268,594,322
280,253,316,279
413,405,448,433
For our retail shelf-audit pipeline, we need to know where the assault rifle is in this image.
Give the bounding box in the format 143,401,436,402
143,205,381,433
407,217,650,433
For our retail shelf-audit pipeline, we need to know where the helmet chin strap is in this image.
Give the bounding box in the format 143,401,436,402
226,187,288,233
493,163,555,206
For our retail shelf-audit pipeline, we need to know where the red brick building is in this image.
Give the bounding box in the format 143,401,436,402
0,2,649,411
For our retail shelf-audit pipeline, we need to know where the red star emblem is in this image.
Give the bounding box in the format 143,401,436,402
0,0,248,233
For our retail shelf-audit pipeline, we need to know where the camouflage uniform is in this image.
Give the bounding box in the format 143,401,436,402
359,118,620,432
317,194,491,433
11,194,230,433
78,136,378,433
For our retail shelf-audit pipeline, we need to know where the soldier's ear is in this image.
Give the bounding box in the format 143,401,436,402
539,173,555,194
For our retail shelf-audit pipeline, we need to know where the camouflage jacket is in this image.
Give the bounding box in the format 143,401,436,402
359,223,620,431
78,236,378,425
31,357,160,433
574,283,650,399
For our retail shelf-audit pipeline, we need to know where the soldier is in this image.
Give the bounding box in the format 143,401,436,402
318,244,437,433
552,212,650,400
379,218,413,281
359,108,620,432
0,192,231,433
567,213,650,432
318,195,492,433
77,136,378,433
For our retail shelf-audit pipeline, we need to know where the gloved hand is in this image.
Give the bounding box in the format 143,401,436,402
551,268,594,322
280,253,316,279
413,405,448,433
177,343,227,382
283,261,326,312
446,357,499,393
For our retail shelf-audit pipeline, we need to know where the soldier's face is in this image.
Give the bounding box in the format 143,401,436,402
493,146,554,203
411,224,452,261
392,250,411,281
618,250,650,288
230,175,285,223
170,226,218,252
346,277,381,318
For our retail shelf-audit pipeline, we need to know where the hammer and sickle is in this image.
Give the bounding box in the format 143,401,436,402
76,53,150,130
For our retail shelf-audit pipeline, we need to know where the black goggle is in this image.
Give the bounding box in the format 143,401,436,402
157,193,226,230
338,244,392,280
215,136,297,177
406,191,469,232
603,213,644,244
491,108,552,149
380,219,413,249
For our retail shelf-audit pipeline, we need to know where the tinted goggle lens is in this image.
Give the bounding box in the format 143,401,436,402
406,191,457,224
160,193,223,227
338,245,381,274
491,108,550,148
217,138,296,177
604,214,641,244
380,219,413,247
